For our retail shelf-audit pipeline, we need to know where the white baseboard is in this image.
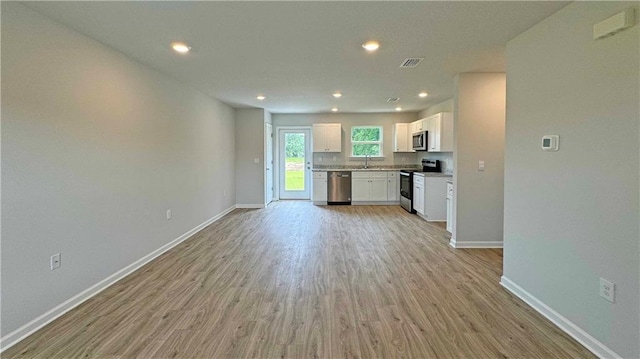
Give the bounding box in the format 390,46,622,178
351,202,400,205
0,205,236,353
235,204,265,209
449,238,503,248
500,276,621,359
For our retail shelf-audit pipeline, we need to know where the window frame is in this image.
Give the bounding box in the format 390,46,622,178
350,125,384,157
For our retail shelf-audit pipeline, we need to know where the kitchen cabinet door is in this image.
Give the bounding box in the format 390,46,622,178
413,182,424,215
312,172,328,203
393,123,412,152
325,124,342,152
369,178,388,201
413,175,425,215
387,177,398,201
426,113,453,152
312,123,341,152
424,177,448,221
446,197,452,232
351,178,370,201
409,121,418,135
446,182,453,232
427,115,440,151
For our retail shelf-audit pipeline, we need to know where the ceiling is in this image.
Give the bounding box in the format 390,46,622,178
24,1,569,114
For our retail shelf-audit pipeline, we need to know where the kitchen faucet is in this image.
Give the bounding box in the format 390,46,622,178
364,154,371,169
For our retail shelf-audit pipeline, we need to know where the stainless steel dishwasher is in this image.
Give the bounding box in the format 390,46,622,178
327,171,351,205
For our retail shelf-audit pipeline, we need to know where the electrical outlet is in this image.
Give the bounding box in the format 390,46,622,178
318,157,323,162
332,156,337,162
599,278,615,303
166,209,172,220
50,253,61,271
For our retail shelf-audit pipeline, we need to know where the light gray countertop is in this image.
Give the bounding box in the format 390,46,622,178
312,168,452,177
412,172,453,178
312,167,416,172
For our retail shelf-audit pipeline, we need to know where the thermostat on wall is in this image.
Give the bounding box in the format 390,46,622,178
541,135,559,151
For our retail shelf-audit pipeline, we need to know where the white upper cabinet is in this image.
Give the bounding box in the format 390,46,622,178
426,112,453,152
393,123,414,152
313,123,342,152
410,118,425,134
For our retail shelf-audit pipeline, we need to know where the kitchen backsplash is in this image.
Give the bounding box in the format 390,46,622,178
313,152,418,167
313,151,454,174
419,153,454,175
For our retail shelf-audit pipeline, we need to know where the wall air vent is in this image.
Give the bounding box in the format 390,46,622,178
387,98,400,103
399,58,424,68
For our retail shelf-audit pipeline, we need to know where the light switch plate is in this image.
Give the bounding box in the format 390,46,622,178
478,160,485,171
51,253,61,271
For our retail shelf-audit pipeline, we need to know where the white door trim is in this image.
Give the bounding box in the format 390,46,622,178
264,123,273,205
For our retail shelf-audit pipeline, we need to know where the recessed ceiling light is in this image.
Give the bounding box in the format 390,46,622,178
171,42,191,54
395,107,402,111
419,92,428,98
256,95,266,100
332,92,342,98
331,107,338,112
362,41,380,52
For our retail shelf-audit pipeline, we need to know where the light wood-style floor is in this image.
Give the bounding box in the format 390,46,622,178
5,202,594,358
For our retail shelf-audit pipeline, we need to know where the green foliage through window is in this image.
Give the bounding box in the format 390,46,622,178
285,133,305,158
351,126,383,157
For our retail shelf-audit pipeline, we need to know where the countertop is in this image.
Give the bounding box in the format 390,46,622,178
312,167,452,177
413,172,453,178
312,167,417,172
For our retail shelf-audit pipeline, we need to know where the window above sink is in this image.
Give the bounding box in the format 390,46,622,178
351,126,383,157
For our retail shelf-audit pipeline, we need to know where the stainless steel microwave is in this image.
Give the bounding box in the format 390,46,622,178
412,131,427,151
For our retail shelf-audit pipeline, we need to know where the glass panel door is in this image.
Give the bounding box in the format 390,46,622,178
279,128,311,199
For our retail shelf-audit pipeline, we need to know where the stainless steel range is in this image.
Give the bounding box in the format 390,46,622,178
399,170,415,213
399,159,442,213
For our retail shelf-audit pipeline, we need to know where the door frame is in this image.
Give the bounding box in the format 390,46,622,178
274,126,313,200
264,123,274,206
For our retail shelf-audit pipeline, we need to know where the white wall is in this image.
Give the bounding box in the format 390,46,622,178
235,108,269,207
273,112,419,167
503,2,639,357
452,73,506,247
1,2,236,340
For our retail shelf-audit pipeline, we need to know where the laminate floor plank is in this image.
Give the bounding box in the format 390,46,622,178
4,202,595,358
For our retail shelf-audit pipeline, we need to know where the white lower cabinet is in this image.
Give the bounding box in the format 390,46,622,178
413,174,425,214
369,178,388,201
352,178,370,201
312,172,327,204
446,182,453,232
424,177,448,221
414,174,449,221
351,171,391,203
387,171,399,202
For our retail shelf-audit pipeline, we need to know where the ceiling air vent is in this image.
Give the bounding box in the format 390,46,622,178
387,98,400,103
399,57,424,68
